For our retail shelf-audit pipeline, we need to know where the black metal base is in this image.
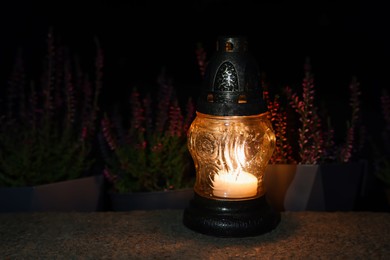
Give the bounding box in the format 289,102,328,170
182,193,281,237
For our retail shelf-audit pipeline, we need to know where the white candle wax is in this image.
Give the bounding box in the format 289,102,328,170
212,171,258,198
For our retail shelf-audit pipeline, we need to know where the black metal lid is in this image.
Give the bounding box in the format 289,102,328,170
197,36,267,116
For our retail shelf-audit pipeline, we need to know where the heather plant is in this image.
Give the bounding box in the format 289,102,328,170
284,59,324,164
263,81,296,164
284,58,362,164
100,69,196,193
0,30,103,187
195,42,207,79
371,89,390,187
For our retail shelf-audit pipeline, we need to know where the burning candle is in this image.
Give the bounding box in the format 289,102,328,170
183,36,280,237
212,171,258,198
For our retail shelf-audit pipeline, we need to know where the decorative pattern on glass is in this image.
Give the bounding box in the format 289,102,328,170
190,117,274,199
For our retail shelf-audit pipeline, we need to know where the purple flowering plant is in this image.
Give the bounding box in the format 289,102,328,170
282,58,362,164
100,69,196,193
371,89,390,187
0,29,103,187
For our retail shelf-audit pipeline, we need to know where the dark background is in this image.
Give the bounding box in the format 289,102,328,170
1,0,389,152
1,0,388,102
1,0,389,144
2,0,389,142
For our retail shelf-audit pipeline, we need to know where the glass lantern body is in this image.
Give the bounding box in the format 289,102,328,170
187,112,275,200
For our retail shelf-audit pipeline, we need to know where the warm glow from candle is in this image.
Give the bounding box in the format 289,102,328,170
212,170,258,198
187,112,275,199
211,137,258,198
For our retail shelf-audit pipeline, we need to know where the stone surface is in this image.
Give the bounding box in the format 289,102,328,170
1,211,390,259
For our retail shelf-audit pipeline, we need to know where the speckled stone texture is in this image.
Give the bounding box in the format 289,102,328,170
1,211,389,259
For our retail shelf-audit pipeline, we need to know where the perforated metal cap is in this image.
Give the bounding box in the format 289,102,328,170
197,36,267,116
